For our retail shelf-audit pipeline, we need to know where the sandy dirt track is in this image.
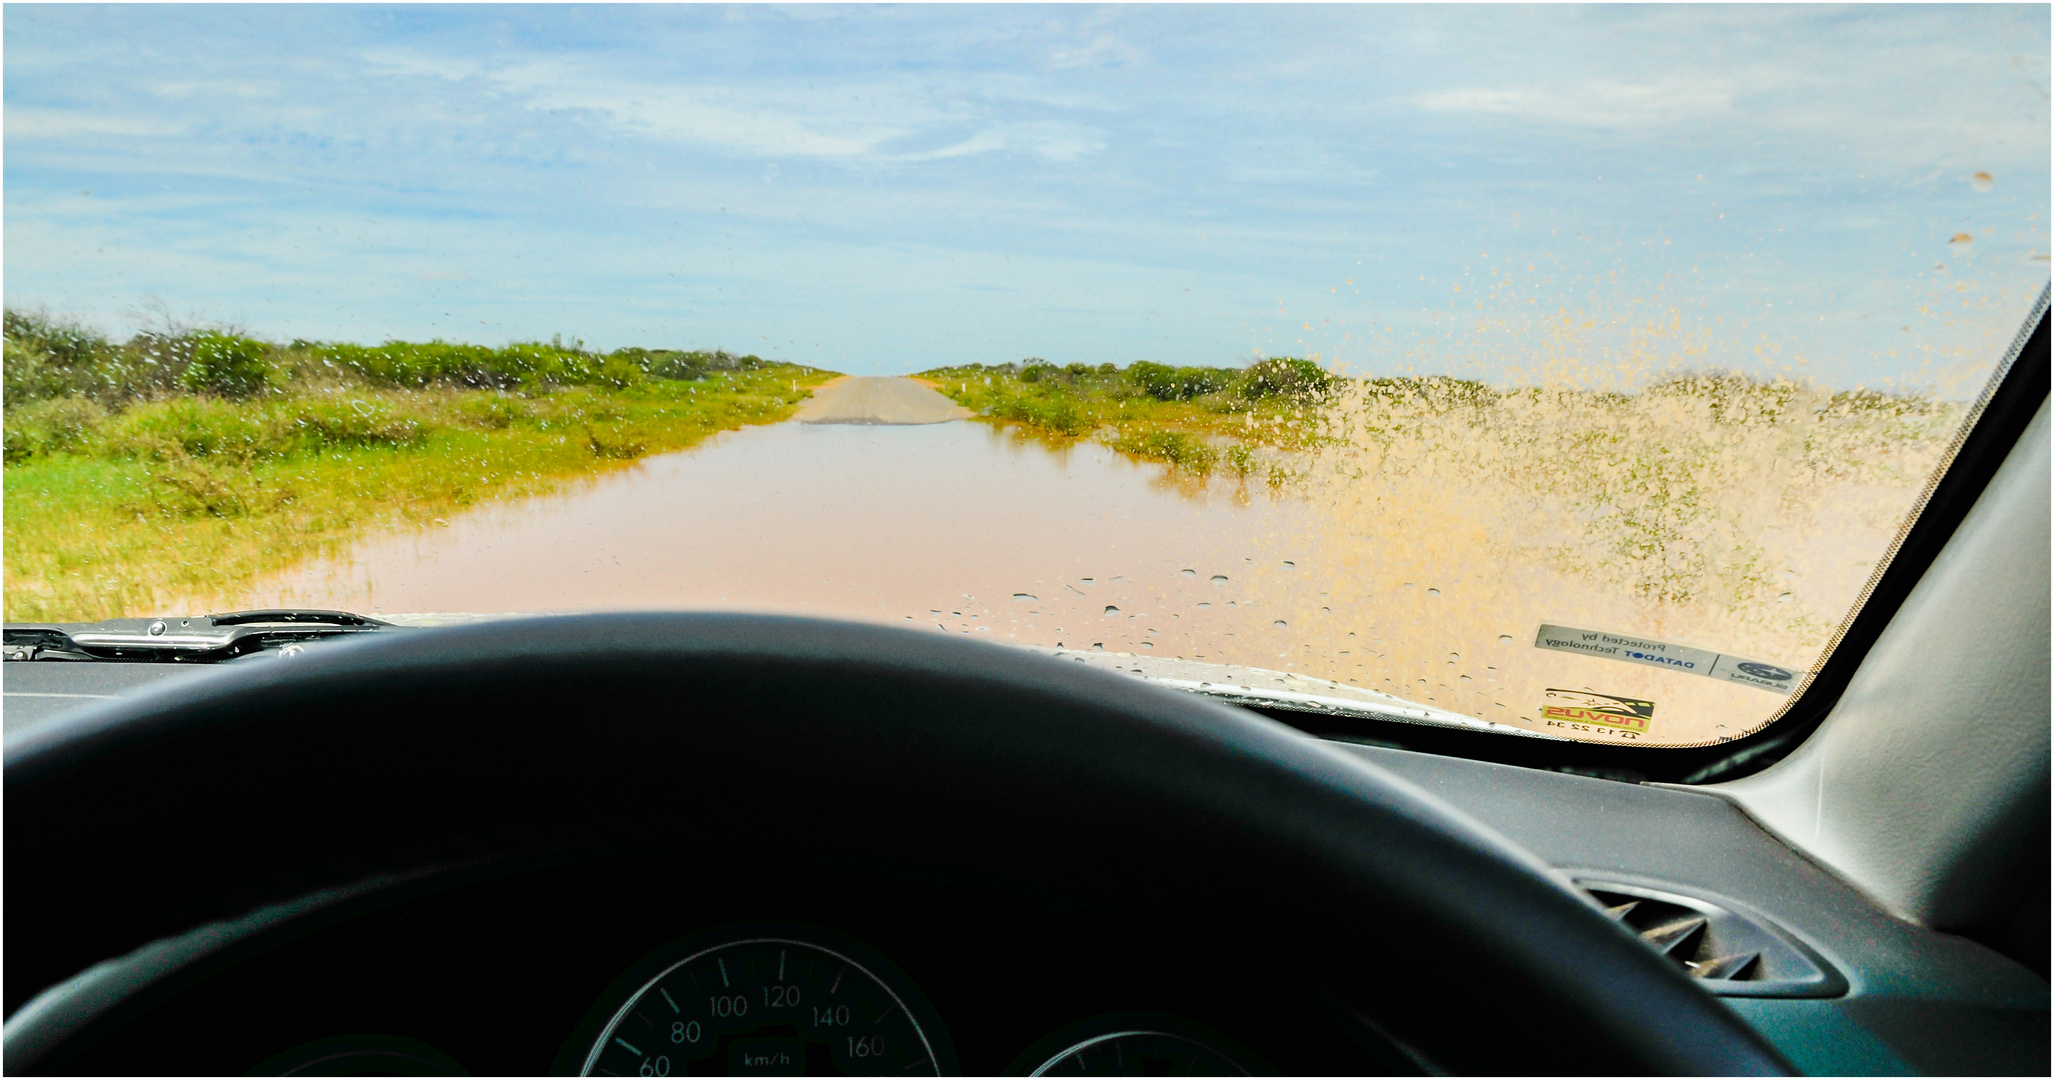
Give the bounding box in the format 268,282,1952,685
791,376,975,425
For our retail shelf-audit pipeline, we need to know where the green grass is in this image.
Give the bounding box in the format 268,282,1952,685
918,358,1338,482
5,353,836,621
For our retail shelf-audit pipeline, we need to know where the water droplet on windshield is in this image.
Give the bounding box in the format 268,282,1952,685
1776,592,1793,603
1210,575,1229,586
1196,602,1212,609
1427,588,1441,597
1972,171,1995,192
1273,620,1288,628
1498,634,1515,643
1181,569,1196,577
1139,641,1154,649
1104,605,1120,615
1950,232,1974,249
1013,593,1036,602
1282,560,1295,568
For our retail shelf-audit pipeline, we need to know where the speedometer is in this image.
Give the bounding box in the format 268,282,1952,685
578,927,949,1077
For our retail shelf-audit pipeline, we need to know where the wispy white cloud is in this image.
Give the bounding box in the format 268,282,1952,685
520,79,905,159
359,50,485,84
363,50,1092,163
897,121,1104,163
5,108,189,139
1050,32,1145,70
1416,79,1736,129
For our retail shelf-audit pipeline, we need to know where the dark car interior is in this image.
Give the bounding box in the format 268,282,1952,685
3,311,2047,1076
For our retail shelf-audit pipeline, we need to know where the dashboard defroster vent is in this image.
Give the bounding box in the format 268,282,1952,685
1574,878,1845,998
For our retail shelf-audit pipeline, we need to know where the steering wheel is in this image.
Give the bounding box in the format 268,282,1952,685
5,614,1790,1074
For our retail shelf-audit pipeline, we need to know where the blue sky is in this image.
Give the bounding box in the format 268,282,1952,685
5,4,2048,388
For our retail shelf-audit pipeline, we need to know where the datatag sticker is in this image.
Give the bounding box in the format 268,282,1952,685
1539,688,1655,736
1533,624,1798,694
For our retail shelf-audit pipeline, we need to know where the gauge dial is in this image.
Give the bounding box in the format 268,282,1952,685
1029,1031,1250,1077
580,935,944,1077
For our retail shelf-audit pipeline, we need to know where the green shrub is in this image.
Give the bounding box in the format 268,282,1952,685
302,340,762,392
4,336,70,402
179,333,275,398
316,341,502,388
596,356,646,389
6,309,111,375
450,392,532,429
278,396,429,451
101,393,431,461
104,396,275,459
2,396,107,463
1109,430,1222,474
990,395,1091,435
1129,361,1235,401
2,310,152,402
1244,357,1338,401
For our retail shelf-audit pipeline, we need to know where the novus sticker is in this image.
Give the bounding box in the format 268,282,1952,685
1539,688,1655,736
1533,624,1798,694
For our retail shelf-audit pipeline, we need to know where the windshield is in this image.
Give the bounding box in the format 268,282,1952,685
5,5,2048,748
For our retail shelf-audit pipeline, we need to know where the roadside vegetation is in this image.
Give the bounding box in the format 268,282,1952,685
3,310,836,621
918,357,1341,483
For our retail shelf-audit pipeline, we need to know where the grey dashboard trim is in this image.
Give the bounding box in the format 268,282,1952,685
1331,742,2049,1076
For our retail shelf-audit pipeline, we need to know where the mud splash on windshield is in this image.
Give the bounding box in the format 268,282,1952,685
1235,374,1964,747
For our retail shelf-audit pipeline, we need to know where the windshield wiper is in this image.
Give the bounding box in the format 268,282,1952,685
3,610,398,663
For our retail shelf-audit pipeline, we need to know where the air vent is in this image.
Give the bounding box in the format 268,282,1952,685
1574,878,1845,998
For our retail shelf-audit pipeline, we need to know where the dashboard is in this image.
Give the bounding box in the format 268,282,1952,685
44,853,1392,1076
21,733,2046,1076
4,609,2045,1077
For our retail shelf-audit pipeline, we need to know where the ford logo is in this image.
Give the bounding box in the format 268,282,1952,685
1738,662,1793,681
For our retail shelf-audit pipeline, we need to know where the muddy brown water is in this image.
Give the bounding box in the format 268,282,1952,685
240,380,1899,747
254,416,1313,662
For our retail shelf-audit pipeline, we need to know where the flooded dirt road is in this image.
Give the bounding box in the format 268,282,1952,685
251,417,1314,661
234,392,1916,749
792,376,974,424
